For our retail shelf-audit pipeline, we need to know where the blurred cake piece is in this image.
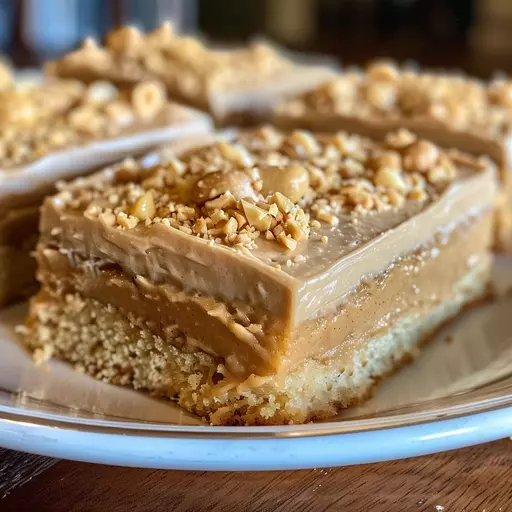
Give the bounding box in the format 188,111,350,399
23,126,497,425
275,61,512,251
0,78,212,307
0,61,12,90
46,23,336,126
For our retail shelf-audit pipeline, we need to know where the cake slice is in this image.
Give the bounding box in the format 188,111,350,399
46,23,336,127
274,61,512,251
0,78,211,307
23,126,498,425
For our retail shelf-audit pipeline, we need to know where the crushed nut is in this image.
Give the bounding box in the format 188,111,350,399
385,129,417,149
277,232,298,251
284,130,321,158
270,192,294,214
132,81,167,120
130,191,156,220
190,170,258,204
116,212,139,229
403,140,440,173
242,200,272,231
374,167,407,193
106,25,144,55
258,164,310,202
0,77,168,168
86,80,119,104
367,60,400,82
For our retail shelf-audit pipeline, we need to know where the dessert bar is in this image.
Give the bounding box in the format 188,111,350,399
0,78,211,307
47,23,336,127
23,126,497,425
274,61,512,250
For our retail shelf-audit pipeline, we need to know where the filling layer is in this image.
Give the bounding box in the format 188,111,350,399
35,212,493,378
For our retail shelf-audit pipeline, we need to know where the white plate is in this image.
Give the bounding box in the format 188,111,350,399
1,258,512,471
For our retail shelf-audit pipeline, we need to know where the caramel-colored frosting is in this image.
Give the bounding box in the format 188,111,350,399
276,60,512,139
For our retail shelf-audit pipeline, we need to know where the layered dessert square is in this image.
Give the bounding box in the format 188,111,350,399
23,126,497,425
274,61,512,251
0,78,211,307
46,23,336,126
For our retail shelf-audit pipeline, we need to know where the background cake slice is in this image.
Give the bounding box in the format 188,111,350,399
46,24,336,127
0,78,212,307
274,61,512,251
23,126,498,425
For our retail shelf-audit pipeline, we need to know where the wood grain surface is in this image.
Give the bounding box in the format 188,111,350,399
1,439,512,511
0,448,57,499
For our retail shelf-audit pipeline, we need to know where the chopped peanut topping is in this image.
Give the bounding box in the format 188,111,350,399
0,78,169,169
130,191,156,220
277,60,512,137
56,126,481,257
48,24,290,98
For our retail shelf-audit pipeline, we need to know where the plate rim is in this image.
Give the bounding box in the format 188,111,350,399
1,375,512,439
1,405,512,470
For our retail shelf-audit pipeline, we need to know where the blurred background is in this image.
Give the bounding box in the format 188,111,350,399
0,0,510,78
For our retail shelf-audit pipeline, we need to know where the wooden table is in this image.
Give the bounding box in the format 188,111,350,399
1,440,511,511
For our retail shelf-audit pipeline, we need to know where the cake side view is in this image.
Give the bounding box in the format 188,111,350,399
274,61,512,252
0,78,212,307
22,126,498,425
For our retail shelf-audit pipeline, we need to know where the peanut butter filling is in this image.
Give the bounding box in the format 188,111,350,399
284,213,493,371
35,211,492,379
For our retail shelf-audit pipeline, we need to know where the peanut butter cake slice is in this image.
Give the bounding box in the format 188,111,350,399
46,23,336,127
0,78,211,307
23,126,498,425
275,61,512,251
